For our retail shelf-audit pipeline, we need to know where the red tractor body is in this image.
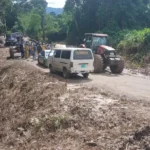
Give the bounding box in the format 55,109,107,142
79,33,124,74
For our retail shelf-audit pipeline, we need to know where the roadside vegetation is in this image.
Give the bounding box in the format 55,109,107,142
1,0,150,67
118,28,150,67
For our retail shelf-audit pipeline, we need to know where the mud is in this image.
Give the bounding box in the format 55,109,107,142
0,48,150,150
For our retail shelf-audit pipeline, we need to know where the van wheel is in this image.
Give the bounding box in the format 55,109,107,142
49,65,54,74
83,73,89,78
63,68,70,79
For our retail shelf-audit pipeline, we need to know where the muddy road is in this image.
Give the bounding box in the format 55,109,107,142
1,48,150,150
24,57,150,101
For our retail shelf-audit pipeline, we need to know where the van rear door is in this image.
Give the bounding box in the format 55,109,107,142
72,49,94,72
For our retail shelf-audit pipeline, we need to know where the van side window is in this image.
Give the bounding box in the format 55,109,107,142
61,51,71,59
54,50,61,58
73,50,93,60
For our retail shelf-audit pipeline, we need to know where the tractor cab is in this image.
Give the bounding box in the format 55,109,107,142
84,33,108,53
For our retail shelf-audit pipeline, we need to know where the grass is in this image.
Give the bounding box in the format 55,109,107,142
30,114,73,133
117,28,150,67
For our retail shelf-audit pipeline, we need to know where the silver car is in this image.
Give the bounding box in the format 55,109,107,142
38,50,51,67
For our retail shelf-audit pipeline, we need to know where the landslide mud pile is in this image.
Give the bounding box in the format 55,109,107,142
0,48,150,150
0,61,67,149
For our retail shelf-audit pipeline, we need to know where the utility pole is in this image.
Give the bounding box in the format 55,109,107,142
41,13,45,42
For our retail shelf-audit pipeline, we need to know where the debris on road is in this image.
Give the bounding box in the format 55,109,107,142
1,74,7,82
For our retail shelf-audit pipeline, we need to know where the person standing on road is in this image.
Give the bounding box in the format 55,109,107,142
20,37,24,58
46,44,51,50
37,43,42,55
29,43,32,57
25,42,29,59
42,43,46,50
33,43,37,60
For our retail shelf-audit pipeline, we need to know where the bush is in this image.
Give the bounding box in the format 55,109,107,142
117,28,150,66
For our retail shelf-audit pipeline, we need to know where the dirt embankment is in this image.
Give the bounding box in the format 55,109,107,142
0,48,150,150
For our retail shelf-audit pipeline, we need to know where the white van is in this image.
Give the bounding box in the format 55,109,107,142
48,48,94,78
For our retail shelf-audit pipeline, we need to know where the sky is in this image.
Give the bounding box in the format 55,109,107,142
46,0,66,8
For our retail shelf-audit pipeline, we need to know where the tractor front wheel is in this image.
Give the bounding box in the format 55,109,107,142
94,54,103,73
110,58,124,74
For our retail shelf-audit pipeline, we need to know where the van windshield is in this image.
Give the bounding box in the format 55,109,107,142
73,50,93,60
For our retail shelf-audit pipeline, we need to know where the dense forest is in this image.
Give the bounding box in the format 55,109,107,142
1,0,150,66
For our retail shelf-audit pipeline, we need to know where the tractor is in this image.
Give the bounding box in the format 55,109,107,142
9,39,21,59
9,33,23,58
80,33,124,74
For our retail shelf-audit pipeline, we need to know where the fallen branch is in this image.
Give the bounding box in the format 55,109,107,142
1,75,7,82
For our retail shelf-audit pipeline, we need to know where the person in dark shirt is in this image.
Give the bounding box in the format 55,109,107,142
37,43,42,55
33,43,37,60
46,44,51,50
20,37,24,58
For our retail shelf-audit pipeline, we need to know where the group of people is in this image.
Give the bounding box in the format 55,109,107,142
20,39,51,60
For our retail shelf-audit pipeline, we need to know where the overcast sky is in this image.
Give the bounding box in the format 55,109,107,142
46,0,66,8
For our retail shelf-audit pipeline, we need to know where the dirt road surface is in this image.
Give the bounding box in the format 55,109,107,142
24,58,150,101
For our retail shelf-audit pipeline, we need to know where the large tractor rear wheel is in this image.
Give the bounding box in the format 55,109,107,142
110,58,124,74
94,54,103,73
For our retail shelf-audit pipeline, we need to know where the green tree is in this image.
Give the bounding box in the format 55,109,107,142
15,10,42,39
64,0,150,44
0,0,11,33
30,0,47,41
27,13,42,39
44,12,72,42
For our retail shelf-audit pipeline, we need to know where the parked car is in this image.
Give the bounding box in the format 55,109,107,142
48,48,94,78
38,50,52,67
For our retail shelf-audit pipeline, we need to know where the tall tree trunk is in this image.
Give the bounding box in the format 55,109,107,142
41,13,45,41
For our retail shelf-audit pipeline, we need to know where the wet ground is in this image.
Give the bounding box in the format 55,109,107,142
0,48,150,150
